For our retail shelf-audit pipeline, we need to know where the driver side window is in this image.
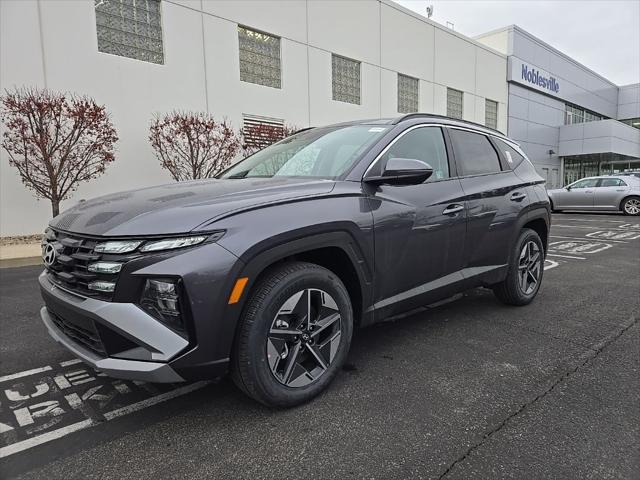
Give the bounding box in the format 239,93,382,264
379,127,450,181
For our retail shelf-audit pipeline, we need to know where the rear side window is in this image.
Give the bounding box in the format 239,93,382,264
380,127,450,180
571,178,599,188
599,178,626,187
448,129,501,176
495,138,526,169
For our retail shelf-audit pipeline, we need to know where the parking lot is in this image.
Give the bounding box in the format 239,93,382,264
0,213,638,479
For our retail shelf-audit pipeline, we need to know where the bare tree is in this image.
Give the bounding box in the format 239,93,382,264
149,111,240,181
1,87,118,217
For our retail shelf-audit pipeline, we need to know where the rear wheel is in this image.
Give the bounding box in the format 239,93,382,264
621,197,640,216
493,228,544,306
231,261,353,407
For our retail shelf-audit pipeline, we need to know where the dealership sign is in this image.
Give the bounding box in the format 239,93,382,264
521,64,559,93
509,57,562,97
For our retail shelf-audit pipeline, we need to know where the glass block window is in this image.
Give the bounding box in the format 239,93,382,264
238,26,281,89
447,88,463,119
485,99,498,129
95,0,164,64
397,74,419,113
332,54,361,105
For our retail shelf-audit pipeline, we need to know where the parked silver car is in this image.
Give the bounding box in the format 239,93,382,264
547,175,640,215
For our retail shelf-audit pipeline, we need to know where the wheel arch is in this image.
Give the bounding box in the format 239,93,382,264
619,194,640,212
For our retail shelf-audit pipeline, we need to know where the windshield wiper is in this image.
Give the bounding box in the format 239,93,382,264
226,171,249,179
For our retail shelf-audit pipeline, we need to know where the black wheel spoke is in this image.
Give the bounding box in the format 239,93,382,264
518,240,541,295
267,288,342,388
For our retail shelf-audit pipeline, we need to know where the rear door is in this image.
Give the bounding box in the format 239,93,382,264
594,178,628,209
447,128,530,284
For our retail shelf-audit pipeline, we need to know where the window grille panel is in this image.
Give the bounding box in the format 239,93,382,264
398,74,419,113
238,26,281,89
332,55,361,105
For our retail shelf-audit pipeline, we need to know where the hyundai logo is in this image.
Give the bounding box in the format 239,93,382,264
42,243,57,267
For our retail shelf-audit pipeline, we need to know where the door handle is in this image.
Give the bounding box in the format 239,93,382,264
510,192,527,202
442,204,464,215
584,190,593,193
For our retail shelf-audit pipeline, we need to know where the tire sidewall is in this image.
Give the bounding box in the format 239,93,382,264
243,265,353,406
511,229,545,302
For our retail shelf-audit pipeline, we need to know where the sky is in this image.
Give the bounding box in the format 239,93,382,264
395,0,640,86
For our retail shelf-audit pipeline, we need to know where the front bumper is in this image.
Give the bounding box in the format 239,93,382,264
39,271,187,383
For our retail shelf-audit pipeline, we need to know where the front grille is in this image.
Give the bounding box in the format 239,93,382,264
50,312,107,357
43,230,139,301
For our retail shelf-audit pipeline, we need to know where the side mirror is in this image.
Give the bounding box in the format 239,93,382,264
365,158,434,185
565,186,572,191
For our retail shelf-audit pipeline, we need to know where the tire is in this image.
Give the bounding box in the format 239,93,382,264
231,261,353,407
621,196,640,216
492,228,544,306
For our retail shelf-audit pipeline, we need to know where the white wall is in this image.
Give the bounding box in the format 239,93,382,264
0,0,507,235
617,83,640,120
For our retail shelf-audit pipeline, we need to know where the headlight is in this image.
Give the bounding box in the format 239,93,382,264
140,236,207,252
94,240,142,254
139,279,184,332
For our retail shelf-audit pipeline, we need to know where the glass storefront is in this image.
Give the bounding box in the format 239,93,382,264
563,154,640,185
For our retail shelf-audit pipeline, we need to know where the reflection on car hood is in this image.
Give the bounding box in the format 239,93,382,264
50,177,336,236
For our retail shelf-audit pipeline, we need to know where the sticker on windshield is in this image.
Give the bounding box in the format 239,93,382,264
368,127,386,132
504,151,514,164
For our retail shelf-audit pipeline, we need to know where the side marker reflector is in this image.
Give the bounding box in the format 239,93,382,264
228,277,249,304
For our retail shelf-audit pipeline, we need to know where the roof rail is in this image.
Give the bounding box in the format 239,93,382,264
393,113,505,136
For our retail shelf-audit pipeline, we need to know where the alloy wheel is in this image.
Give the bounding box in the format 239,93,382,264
266,288,342,388
624,198,640,215
518,240,541,295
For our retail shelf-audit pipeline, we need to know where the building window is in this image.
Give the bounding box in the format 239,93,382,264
397,74,419,113
238,26,281,89
332,54,361,105
621,118,640,130
447,88,463,119
485,99,498,129
95,0,164,64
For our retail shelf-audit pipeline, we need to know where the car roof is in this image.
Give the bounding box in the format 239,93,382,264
322,113,511,141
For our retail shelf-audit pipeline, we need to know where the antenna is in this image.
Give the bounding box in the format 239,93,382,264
426,5,433,18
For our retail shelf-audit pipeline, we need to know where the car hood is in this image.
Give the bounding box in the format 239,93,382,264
50,177,336,237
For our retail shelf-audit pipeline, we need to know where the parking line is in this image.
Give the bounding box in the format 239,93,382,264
0,381,210,458
59,359,83,367
550,235,628,244
0,366,52,384
547,253,586,260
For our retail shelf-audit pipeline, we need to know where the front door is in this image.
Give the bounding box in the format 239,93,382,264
554,178,599,209
368,126,466,319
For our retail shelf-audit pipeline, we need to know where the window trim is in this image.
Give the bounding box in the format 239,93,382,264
363,124,516,181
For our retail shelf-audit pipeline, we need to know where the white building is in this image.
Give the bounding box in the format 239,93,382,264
1,0,637,236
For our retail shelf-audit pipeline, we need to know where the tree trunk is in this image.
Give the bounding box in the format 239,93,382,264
51,198,60,217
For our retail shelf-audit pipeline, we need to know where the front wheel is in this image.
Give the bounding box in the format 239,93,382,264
492,228,545,306
622,197,640,216
231,261,353,407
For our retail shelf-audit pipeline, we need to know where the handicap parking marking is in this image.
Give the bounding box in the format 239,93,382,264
544,259,559,270
617,223,640,230
0,360,209,458
548,240,613,255
585,231,640,240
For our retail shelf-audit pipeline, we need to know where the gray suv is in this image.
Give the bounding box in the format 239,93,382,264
39,114,550,406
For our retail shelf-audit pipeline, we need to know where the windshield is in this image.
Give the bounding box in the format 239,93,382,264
220,125,389,179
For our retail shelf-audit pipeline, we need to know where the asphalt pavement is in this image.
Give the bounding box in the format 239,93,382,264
0,213,638,479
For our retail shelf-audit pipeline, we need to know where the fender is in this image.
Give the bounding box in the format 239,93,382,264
218,227,375,360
